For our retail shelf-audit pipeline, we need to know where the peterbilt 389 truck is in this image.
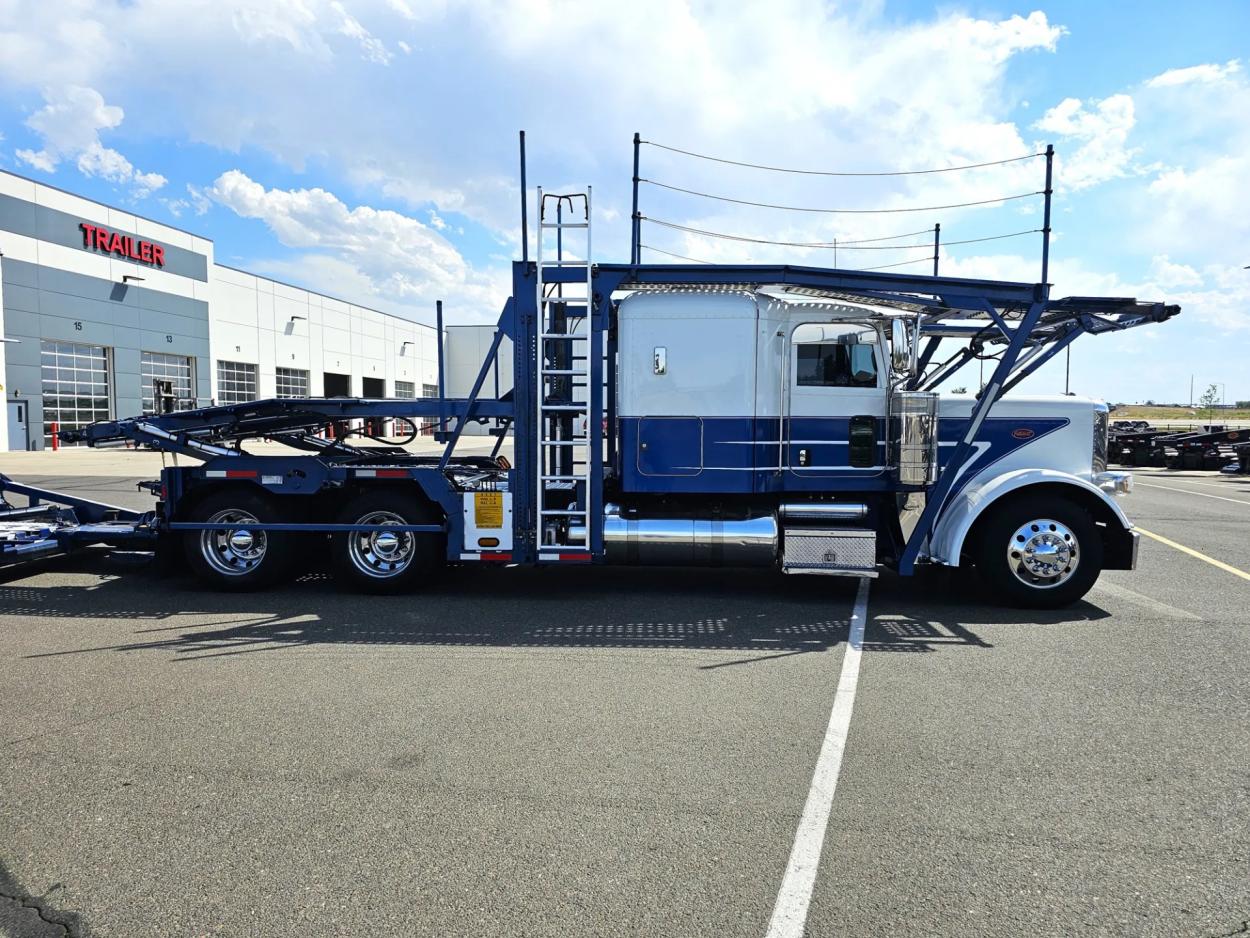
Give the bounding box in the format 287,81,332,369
3,186,1177,608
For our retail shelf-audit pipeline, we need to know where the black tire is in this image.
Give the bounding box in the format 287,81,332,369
972,494,1103,609
181,489,292,591
331,489,443,594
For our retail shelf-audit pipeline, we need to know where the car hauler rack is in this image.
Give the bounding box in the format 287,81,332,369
0,474,156,567
20,140,1178,606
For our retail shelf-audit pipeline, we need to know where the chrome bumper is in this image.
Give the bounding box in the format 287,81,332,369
1095,471,1133,496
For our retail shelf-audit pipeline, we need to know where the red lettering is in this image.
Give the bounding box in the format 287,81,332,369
79,220,165,267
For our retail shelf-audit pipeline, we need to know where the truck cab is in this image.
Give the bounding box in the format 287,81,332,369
611,287,1136,606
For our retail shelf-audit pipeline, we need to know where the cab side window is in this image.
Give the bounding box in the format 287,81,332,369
794,324,879,388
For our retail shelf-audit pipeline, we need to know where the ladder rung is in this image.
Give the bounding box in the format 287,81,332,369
542,475,585,481
541,440,587,446
542,370,587,376
542,404,587,411
540,332,588,339
540,222,588,229
541,510,589,516
541,297,588,305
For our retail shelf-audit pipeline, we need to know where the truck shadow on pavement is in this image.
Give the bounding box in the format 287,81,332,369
8,552,1110,663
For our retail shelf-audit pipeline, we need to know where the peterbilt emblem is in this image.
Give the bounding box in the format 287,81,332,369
1012,428,1035,440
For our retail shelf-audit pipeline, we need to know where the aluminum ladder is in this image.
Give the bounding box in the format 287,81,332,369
534,187,593,558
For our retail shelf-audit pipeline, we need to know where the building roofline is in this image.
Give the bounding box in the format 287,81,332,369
212,262,436,331
0,167,207,241
0,168,440,332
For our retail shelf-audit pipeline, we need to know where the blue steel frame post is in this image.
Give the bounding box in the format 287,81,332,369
630,132,641,265
588,274,605,559
519,130,529,264
511,261,539,563
898,296,1050,575
1041,144,1054,285
932,223,940,277
435,299,448,441
605,303,618,472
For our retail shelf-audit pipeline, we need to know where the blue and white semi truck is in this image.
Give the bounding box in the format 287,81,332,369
3,187,1177,607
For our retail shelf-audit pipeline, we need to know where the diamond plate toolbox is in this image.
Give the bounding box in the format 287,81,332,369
782,528,877,575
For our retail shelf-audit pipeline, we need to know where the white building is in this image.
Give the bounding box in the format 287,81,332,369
0,168,442,450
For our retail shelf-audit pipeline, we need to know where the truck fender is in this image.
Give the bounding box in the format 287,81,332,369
928,468,1130,567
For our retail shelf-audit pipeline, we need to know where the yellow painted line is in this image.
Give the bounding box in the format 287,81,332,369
1135,481,1250,506
1136,527,1250,583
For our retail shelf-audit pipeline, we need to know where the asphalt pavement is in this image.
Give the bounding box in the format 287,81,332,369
1,468,1248,937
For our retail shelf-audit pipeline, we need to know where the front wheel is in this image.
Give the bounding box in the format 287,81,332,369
972,495,1103,609
331,490,443,594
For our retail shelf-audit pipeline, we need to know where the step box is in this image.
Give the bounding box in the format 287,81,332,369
782,527,877,577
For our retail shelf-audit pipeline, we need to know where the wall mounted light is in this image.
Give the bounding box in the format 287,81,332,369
122,274,145,284
289,315,307,323
400,341,414,356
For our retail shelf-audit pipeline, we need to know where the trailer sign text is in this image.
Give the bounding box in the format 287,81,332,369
79,222,166,267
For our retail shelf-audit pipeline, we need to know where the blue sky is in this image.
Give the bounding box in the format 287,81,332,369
0,0,1247,405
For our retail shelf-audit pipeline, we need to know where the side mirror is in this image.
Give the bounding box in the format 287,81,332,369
890,318,911,374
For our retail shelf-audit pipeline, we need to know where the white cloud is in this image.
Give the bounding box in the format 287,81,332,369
1145,59,1241,88
14,85,166,197
1149,255,1203,290
330,1,392,64
1035,94,1137,190
208,169,507,320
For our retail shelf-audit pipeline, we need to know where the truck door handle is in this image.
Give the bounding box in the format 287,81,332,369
640,442,648,450
797,448,810,467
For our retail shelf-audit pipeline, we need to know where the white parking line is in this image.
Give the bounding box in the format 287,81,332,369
766,578,869,938
1136,474,1246,493
1090,579,1202,620
1136,481,1250,506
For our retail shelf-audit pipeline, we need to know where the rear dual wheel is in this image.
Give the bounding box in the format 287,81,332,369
331,490,443,594
182,489,292,591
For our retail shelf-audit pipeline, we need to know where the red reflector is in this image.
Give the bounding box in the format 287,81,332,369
481,552,513,562
557,553,592,562
225,470,257,478
375,469,409,478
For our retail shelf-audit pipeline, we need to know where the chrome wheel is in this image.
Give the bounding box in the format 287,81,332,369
1006,517,1079,589
347,510,415,579
199,509,267,577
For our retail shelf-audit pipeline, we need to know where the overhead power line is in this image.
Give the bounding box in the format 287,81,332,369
642,243,935,272
644,217,1044,251
860,256,935,271
640,179,1042,214
641,140,1044,177
640,244,711,264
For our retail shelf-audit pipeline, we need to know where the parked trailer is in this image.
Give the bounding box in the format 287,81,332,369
1109,428,1168,467
1223,441,1250,475
37,185,1179,608
1161,428,1248,471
